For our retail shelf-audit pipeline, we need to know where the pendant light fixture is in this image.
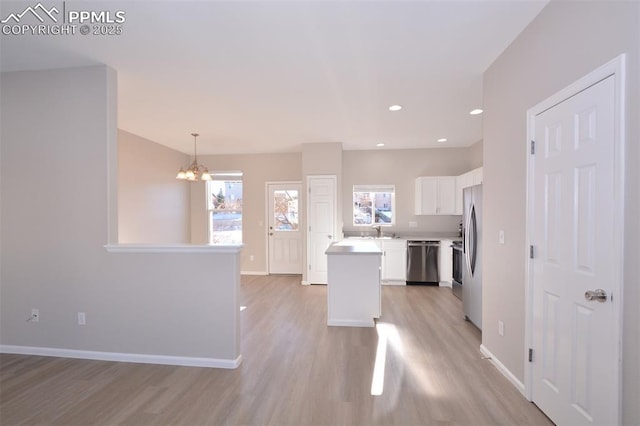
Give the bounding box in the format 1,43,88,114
176,133,212,181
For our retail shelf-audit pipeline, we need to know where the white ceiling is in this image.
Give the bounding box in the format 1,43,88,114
0,0,548,155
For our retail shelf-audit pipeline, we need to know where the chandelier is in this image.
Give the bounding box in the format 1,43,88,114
176,133,212,181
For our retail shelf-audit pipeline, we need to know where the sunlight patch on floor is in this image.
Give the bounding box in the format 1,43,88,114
371,322,403,396
371,321,442,399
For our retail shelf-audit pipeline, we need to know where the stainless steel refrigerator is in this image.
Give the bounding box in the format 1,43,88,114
462,184,482,330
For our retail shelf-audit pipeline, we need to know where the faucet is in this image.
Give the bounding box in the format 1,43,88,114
372,225,382,238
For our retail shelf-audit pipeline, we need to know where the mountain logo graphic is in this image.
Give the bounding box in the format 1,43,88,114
1,3,59,24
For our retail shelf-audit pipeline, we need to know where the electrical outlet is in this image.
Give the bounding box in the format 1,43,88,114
77,312,86,325
31,308,39,322
250,255,255,261
409,221,418,228
498,320,505,336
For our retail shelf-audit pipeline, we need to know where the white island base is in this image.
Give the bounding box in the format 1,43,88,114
325,241,382,327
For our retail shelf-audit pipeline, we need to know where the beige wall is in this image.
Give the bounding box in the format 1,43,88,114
195,153,303,273
483,2,639,423
118,130,190,243
468,140,483,170
144,142,480,273
342,148,473,236
189,181,208,245
0,66,240,363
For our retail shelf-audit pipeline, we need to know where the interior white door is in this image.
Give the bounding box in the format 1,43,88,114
531,75,619,425
268,183,302,274
307,176,336,284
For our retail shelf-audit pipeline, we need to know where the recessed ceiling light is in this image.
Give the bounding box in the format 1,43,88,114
470,109,483,115
376,143,385,147
437,138,447,143
389,105,402,111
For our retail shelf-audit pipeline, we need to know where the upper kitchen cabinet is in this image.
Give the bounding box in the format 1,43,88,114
470,167,483,185
415,176,457,215
455,167,483,214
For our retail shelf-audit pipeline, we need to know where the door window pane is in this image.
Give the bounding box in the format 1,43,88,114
274,190,299,231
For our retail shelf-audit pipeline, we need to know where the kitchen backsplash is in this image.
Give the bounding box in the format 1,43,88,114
342,214,461,239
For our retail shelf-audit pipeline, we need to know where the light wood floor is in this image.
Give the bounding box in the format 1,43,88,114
1,275,552,425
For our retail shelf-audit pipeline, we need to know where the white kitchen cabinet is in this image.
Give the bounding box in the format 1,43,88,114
439,239,454,287
381,239,407,283
455,172,471,215
455,167,483,214
415,176,457,215
471,166,483,185
326,241,382,327
346,238,407,283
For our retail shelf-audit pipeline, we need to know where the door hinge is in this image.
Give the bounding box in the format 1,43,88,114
530,245,534,259
530,140,536,155
529,348,534,362
309,264,311,271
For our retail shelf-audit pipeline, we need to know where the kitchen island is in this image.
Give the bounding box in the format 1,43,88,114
325,240,382,327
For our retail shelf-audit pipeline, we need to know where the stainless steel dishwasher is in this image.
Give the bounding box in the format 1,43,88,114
406,240,440,285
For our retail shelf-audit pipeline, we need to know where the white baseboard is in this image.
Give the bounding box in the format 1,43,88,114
241,270,268,276
0,345,242,369
382,280,406,286
480,344,525,396
327,319,375,327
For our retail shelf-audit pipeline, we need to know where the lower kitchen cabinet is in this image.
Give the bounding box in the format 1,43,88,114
439,239,454,286
344,237,455,286
345,238,407,283
381,239,407,283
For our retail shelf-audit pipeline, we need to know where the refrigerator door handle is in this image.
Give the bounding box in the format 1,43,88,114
464,204,477,277
462,223,466,254
470,205,477,275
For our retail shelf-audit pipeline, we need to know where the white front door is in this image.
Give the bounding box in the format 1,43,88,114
530,75,621,425
267,183,302,274
307,176,337,284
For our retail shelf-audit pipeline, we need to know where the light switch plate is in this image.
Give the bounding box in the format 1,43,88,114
499,230,505,244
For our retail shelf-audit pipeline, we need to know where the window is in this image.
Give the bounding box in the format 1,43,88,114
353,185,395,226
207,173,243,244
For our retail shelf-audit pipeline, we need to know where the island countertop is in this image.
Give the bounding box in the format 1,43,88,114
325,240,383,255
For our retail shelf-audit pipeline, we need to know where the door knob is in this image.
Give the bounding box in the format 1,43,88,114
269,232,273,236
584,289,607,303
328,235,332,239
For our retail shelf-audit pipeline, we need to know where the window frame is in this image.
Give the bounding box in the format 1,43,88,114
207,172,243,244
352,184,396,227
